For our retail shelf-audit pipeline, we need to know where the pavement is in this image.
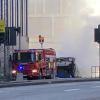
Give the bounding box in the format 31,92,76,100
0,81,100,100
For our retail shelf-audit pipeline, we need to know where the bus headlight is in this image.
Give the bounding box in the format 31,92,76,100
12,70,17,74
32,69,38,73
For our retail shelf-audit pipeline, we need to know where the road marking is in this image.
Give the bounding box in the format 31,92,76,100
64,89,80,92
92,86,100,88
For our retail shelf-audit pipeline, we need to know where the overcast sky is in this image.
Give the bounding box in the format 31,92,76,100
28,0,100,77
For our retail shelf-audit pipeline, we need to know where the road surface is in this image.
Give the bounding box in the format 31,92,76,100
0,81,100,100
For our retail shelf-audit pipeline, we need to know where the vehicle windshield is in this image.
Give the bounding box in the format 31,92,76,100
56,58,67,62
56,57,75,62
13,52,35,63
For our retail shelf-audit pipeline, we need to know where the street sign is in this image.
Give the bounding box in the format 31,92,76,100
0,20,5,33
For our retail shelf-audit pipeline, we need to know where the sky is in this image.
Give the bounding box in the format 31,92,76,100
28,0,100,77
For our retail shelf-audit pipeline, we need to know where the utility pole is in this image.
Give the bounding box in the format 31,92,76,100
98,25,100,78
94,25,100,78
0,0,6,79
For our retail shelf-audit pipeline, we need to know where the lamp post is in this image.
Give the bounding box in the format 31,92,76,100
94,25,100,78
99,43,100,78
98,25,100,78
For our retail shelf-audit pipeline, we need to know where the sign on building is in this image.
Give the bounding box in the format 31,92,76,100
0,20,5,33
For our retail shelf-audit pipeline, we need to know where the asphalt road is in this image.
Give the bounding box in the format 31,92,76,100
0,81,100,100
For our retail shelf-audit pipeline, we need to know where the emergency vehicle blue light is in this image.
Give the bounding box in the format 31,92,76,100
17,64,24,71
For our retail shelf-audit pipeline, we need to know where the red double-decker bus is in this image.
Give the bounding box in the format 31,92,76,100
11,48,56,80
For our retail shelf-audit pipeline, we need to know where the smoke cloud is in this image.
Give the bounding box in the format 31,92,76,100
28,0,100,77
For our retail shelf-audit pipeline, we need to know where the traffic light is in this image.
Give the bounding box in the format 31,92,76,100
94,28,100,43
39,35,41,42
41,37,44,42
5,27,16,45
0,27,18,45
38,35,44,43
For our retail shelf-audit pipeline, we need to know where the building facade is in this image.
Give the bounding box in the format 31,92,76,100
0,0,28,78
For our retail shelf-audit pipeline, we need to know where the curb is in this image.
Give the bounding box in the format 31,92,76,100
0,78,100,88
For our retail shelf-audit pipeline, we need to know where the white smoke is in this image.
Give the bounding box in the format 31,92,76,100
28,0,100,77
